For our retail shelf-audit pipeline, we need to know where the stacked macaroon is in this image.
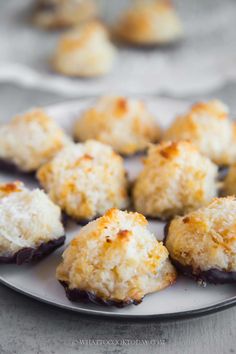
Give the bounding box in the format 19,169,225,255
1,96,236,308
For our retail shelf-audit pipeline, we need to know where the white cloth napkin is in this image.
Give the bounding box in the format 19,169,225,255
0,0,236,97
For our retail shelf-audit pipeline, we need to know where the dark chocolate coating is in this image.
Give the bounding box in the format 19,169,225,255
119,150,146,159
163,219,172,245
170,258,236,285
0,236,65,265
59,281,143,308
36,2,57,12
76,218,96,226
164,224,236,284
0,158,34,176
61,212,97,227
218,165,228,177
114,34,183,50
146,215,173,222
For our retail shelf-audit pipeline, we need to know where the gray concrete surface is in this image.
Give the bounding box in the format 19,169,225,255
0,83,235,354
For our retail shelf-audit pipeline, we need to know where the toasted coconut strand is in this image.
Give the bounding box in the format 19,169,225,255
59,281,142,308
0,236,65,265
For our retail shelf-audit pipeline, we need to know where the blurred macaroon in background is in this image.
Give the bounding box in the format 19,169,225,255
0,0,235,97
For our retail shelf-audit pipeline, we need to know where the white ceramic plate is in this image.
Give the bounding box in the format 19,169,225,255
0,97,235,320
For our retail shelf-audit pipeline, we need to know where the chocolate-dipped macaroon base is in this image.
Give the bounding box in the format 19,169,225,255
170,258,236,285
59,281,142,308
0,159,34,176
0,236,65,265
163,223,236,284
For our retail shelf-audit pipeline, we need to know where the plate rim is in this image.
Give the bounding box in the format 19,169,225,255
1,96,236,320
0,276,236,320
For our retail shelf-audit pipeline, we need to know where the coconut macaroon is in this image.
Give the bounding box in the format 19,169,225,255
37,140,129,222
115,0,183,45
74,96,160,155
0,181,65,265
0,109,70,173
56,208,176,307
133,141,218,220
165,197,236,284
33,0,97,29
52,21,116,77
163,100,236,166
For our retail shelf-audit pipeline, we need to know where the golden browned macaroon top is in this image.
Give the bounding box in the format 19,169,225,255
165,197,236,274
0,109,70,172
133,140,218,219
74,95,160,155
116,0,183,45
56,208,176,305
163,100,236,166
58,21,108,52
52,21,116,77
37,140,129,221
